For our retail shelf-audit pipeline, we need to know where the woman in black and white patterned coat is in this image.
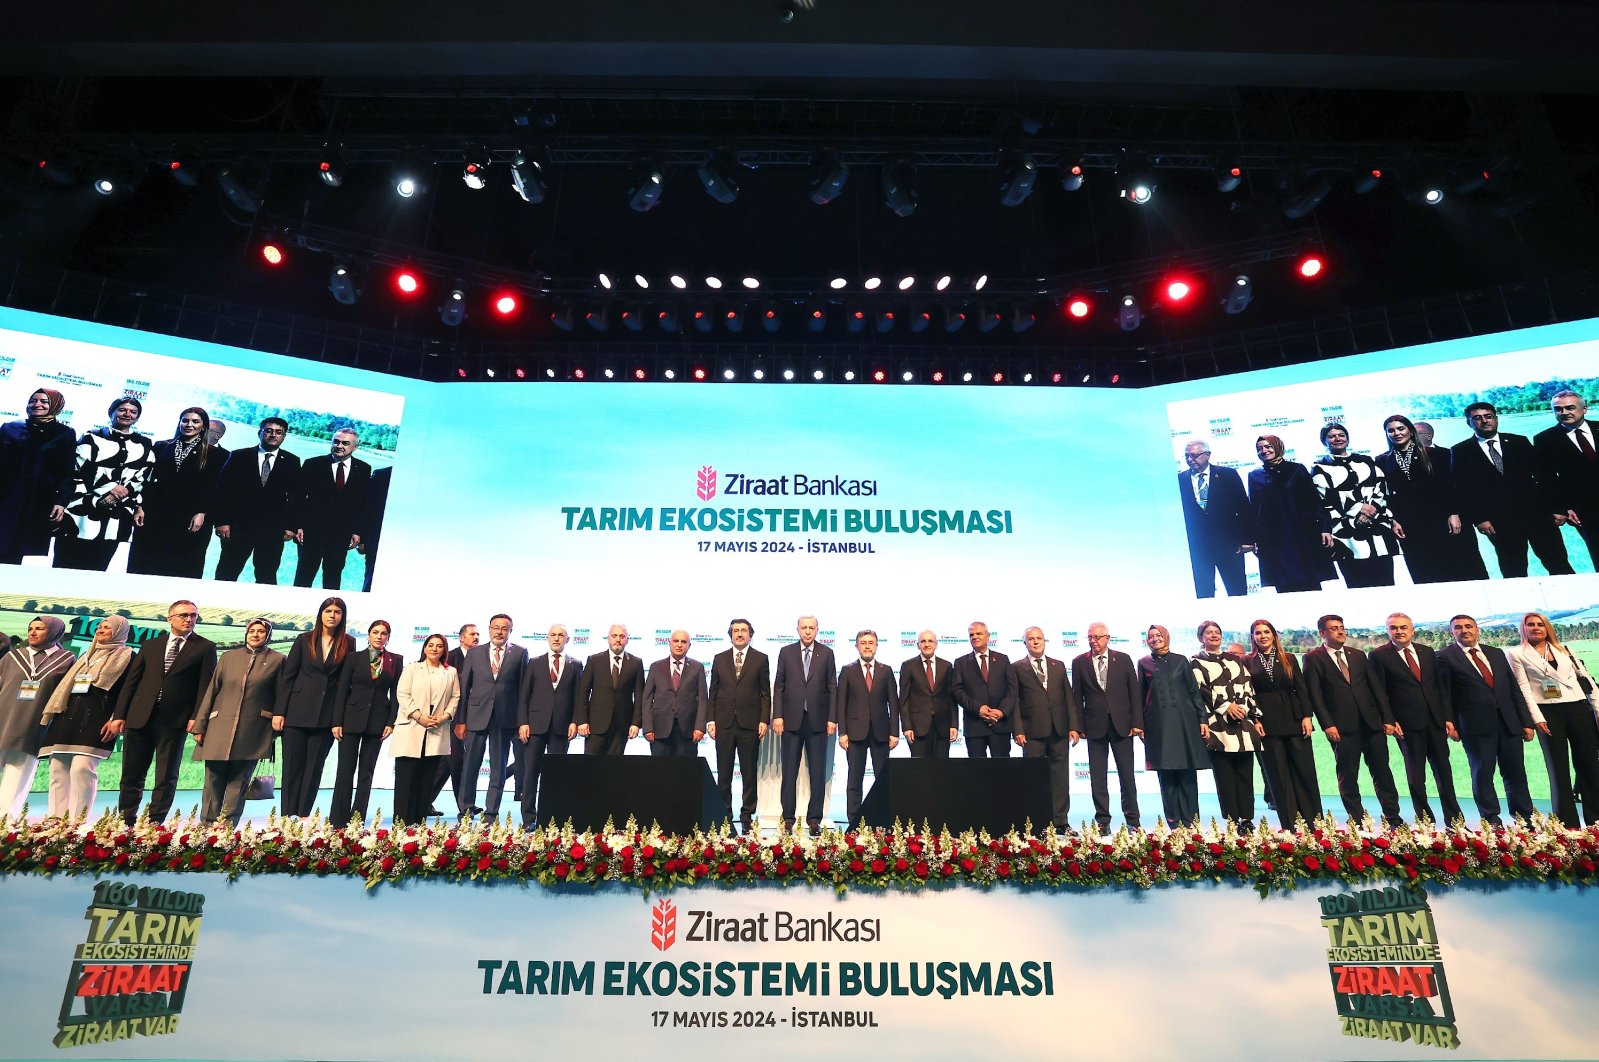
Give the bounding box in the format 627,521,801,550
53,396,155,572
1312,422,1400,589
1190,620,1264,828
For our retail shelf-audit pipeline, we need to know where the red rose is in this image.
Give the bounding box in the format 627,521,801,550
817,860,831,874
1326,856,1341,872
960,857,976,872
997,861,1012,878
376,829,389,841
1232,860,1248,874
594,862,609,877
314,859,329,872
477,841,494,855
402,841,419,855
435,852,450,867
1026,862,1040,876
1188,860,1203,873
641,844,656,859
871,859,887,874
893,858,908,872
443,837,459,852
554,864,569,878
114,852,129,867
453,856,469,871
569,843,586,860
1207,843,1224,856
1259,859,1274,874
1067,862,1082,877
694,863,709,877
941,863,954,878
849,859,865,873
1303,855,1321,871
643,864,656,877
380,856,396,872
914,861,929,879
409,856,423,868
1117,859,1134,872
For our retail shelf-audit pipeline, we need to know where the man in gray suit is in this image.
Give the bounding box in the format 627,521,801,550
456,614,528,820
773,614,837,832
1071,622,1144,832
642,630,708,757
517,623,582,827
1014,626,1081,833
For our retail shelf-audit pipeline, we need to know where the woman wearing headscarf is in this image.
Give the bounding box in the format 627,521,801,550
0,617,76,818
39,616,134,818
1191,620,1265,829
0,388,76,565
54,396,155,571
128,405,222,578
192,619,284,827
392,633,459,825
274,597,355,817
1311,422,1401,588
329,619,401,824
1505,611,1599,828
1374,414,1488,584
1136,624,1211,828
1247,434,1334,594
1243,618,1323,830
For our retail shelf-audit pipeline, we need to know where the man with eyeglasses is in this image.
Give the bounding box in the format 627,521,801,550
107,599,217,825
212,417,300,584
1177,439,1252,598
1450,401,1573,579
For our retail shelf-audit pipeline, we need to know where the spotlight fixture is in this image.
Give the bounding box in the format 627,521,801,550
259,240,286,267
584,306,609,331
935,275,952,291
977,305,1003,333
883,158,918,217
1221,274,1253,315
846,308,868,334
1280,171,1332,219
828,277,848,290
741,277,760,290
692,309,713,333
627,158,664,212
1118,155,1156,205
620,305,643,331
597,272,614,290
863,276,882,291
761,304,782,333
806,304,827,332
166,158,199,189
34,157,77,187
1422,186,1445,206
874,309,896,334
462,145,491,190
1161,275,1198,307
657,306,680,331
998,150,1038,207
897,275,915,291
808,150,850,205
328,265,360,306
392,148,432,199
92,176,117,196
1117,294,1142,332
510,149,546,203
909,310,932,334
1214,159,1243,193
549,300,574,331
634,274,650,289
697,149,741,204
973,274,989,292
1295,249,1327,280
944,307,967,333
318,142,346,188
439,289,467,327
1352,165,1383,194
492,292,519,317
1065,294,1092,320
705,275,724,290
1011,304,1036,332
1061,160,1085,192
724,306,745,333
669,275,687,290
217,165,263,212
782,368,796,382
393,269,423,297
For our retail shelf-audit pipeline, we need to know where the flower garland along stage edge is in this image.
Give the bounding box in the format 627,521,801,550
3,810,1597,897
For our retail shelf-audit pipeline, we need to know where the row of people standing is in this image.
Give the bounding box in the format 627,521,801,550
1181,390,1599,598
0,390,382,590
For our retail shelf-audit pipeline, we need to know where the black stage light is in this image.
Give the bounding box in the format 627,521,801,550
883,158,918,217
944,307,967,333
697,149,741,204
806,303,827,332
977,305,1002,333
1280,171,1332,219
1118,154,1155,205
510,149,546,203
628,159,664,212
1117,294,1142,332
439,289,467,327
657,306,680,332
692,308,713,333
549,301,574,331
846,307,868,334
585,306,609,331
166,157,200,188
1214,159,1243,193
620,304,644,332
462,145,491,190
34,157,77,186
874,308,896,334
908,309,932,334
1352,165,1383,194
1222,274,1253,315
723,305,745,333
761,304,782,333
808,150,850,205
1011,305,1036,332
328,265,361,306
1060,160,1085,192
318,142,346,188
392,148,432,199
998,151,1038,207
217,165,263,212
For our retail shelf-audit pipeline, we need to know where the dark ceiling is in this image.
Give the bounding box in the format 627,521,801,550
2,1,1598,382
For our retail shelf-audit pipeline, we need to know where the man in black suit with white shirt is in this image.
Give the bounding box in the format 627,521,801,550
456,614,528,820
1533,389,1599,569
641,630,708,757
952,621,1016,757
1451,401,1572,579
1368,612,1463,824
707,618,770,832
898,630,957,759
107,599,218,826
1302,613,1403,828
212,418,299,584
773,615,836,832
1013,626,1080,832
576,624,644,756
831,630,899,826
1072,623,1143,832
1178,439,1252,598
518,624,582,826
292,427,372,590
1434,614,1536,825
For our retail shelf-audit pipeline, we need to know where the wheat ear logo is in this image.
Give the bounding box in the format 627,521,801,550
696,465,718,500
651,898,678,951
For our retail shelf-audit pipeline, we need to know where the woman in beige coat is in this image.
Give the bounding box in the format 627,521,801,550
392,633,458,824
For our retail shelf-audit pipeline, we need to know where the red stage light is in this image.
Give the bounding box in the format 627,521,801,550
455,367,467,379
1066,296,1091,319
992,371,1005,384
872,369,887,383
260,243,285,266
573,368,587,380
726,310,737,319
1051,372,1064,384
493,293,518,316
1111,373,1122,384
811,310,823,319
1297,254,1325,280
931,370,945,383
394,270,421,295
1164,279,1193,303
633,368,647,380
514,367,528,380
692,367,707,381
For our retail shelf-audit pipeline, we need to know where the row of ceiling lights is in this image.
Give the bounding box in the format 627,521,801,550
449,358,1128,386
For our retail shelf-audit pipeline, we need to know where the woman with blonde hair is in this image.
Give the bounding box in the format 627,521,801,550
1505,611,1599,827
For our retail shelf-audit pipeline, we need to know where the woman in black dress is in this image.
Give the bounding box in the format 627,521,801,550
330,619,402,824
39,616,134,819
274,597,355,817
1243,618,1323,830
1247,434,1335,594
1375,414,1488,584
128,405,223,578
0,388,76,565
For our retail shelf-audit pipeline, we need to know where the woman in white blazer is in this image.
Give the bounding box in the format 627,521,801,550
392,633,459,824
1506,611,1599,828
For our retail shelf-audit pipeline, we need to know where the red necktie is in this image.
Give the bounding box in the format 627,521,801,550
1469,648,1494,687
864,663,873,692
1404,647,1421,681
335,461,346,490
550,657,559,684
671,662,681,691
925,659,936,691
979,654,989,682
1579,427,1597,463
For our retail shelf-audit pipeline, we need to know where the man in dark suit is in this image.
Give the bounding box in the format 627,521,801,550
1072,623,1144,832
205,418,230,462
1013,626,1080,832
1534,389,1599,569
832,630,899,826
212,418,300,584
898,630,957,760
1435,614,1536,825
455,614,528,820
359,464,392,593
517,623,581,827
1302,613,1403,828
641,630,708,757
1368,612,1464,824
707,618,770,832
292,427,373,590
1451,401,1572,579
952,621,1016,757
576,624,644,755
106,599,218,826
1178,439,1252,598
772,614,837,832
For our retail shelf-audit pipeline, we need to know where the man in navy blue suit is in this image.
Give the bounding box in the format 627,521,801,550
1434,614,1536,825
641,630,708,757
1178,439,1252,598
517,623,582,827
456,614,528,820
831,630,898,826
952,621,1016,757
774,614,837,832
